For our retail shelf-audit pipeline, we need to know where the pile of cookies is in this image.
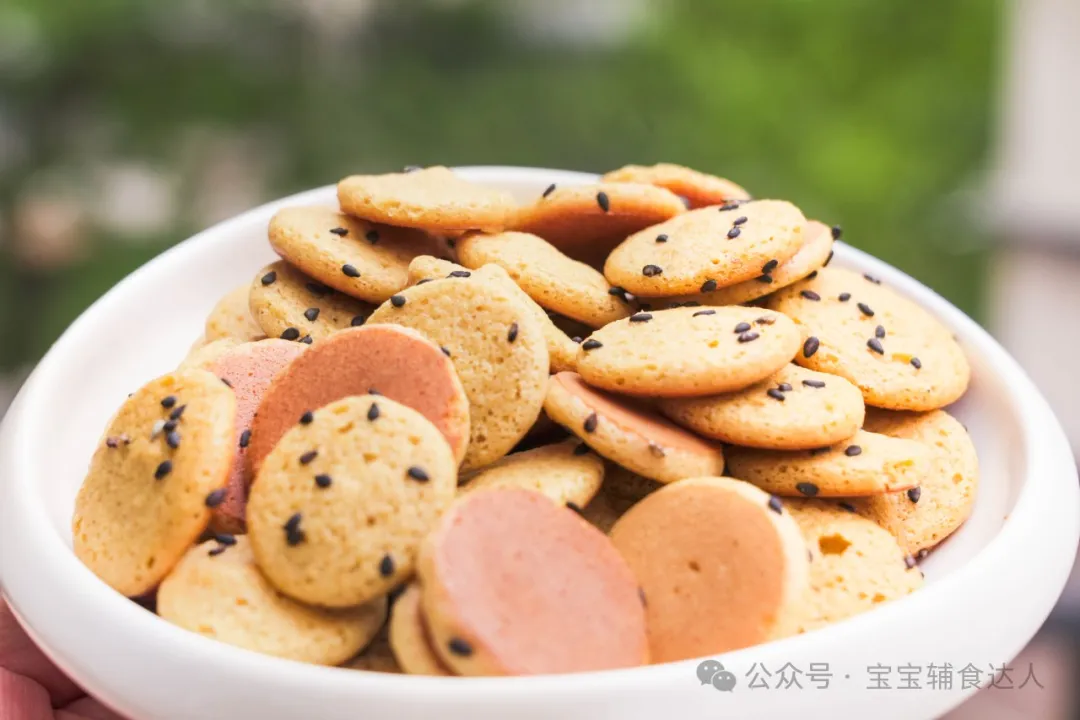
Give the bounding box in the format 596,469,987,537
72,163,977,675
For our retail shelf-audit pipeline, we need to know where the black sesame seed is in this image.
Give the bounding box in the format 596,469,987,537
440,346,451,357
299,450,318,465
390,295,406,308
904,555,917,570
507,323,519,342
642,264,663,277
596,191,610,212
907,487,922,503
284,513,305,546
727,227,741,239
718,202,740,211
910,357,922,370
839,502,856,513
315,474,332,488
734,322,752,333
831,225,842,240
756,316,776,325
844,445,862,457
105,435,130,449
867,337,885,354
864,274,881,284
301,307,320,323
768,496,783,514
857,302,875,317
757,274,774,284
281,327,301,341
368,388,381,395
629,312,652,323
367,403,380,421
778,382,793,392
802,379,826,388
407,466,430,482
738,331,759,343
917,549,930,560
655,233,668,243
342,264,360,278
261,271,277,286
693,309,716,317
300,411,314,425
205,489,226,507
571,336,583,343
875,325,886,339
767,388,786,402
169,404,188,421
415,278,434,286
806,270,818,280
796,482,819,497
573,443,590,456
542,183,556,198
582,339,603,351
214,533,237,546
762,259,779,274
208,545,228,557
306,282,329,296
448,638,473,657
299,335,313,345
239,429,251,448
365,230,380,244
161,395,177,409
448,270,471,278
824,250,834,266
154,460,173,480
165,431,181,449
700,279,718,293
583,413,598,433
379,554,395,577
804,337,820,358
163,419,178,433
801,290,821,301
838,292,851,302
351,315,366,327
648,442,666,458
329,227,348,237
733,216,748,226
220,377,232,388
566,501,584,515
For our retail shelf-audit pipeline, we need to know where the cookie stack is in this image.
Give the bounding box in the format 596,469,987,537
71,163,977,675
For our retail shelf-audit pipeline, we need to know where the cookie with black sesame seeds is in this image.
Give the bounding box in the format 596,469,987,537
601,163,751,209
455,230,633,329
575,306,800,398
177,337,243,371
510,182,686,268
158,536,387,665
72,369,237,597
658,364,865,450
407,255,579,374
603,200,806,297
249,260,376,343
247,395,457,608
766,267,970,411
459,438,605,509
543,372,724,484
204,283,266,343
610,477,809,661
268,206,443,304
418,487,648,675
725,429,930,498
341,626,402,673
388,584,454,676
783,499,923,633
367,265,549,471
337,166,516,233
848,409,978,555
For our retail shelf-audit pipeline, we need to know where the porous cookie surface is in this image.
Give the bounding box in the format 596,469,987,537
610,477,809,662
249,261,375,343
785,499,923,632
247,395,457,608
850,409,978,554
337,166,516,233
726,429,929,497
511,182,685,267
269,206,445,304
407,256,579,373
456,231,633,328
766,267,970,411
388,584,453,676
601,163,751,209
158,537,387,665
459,439,605,510
73,370,236,596
418,488,648,675
247,324,470,474
543,372,724,484
206,340,306,533
368,267,549,471
659,364,864,450
603,200,806,296
575,306,800,397
205,283,266,343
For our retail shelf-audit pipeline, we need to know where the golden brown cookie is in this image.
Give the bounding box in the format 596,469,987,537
610,477,809,662
601,163,751,209
849,409,978,554
459,439,605,510
543,372,725,484
249,261,375,343
658,364,865,450
511,182,685,267
247,395,457,608
602,462,663,515
726,429,930,497
388,584,454,676
337,166,516,233
73,370,236,596
766,267,970,411
205,283,266,343
419,488,648,675
367,265,549,471
575,306,800,397
158,537,387,665
603,200,806,297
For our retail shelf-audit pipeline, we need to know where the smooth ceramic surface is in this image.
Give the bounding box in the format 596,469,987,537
0,167,1076,720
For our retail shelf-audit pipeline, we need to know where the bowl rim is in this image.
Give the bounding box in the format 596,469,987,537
0,165,1077,707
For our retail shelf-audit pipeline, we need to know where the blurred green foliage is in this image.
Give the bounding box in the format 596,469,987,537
0,0,1000,371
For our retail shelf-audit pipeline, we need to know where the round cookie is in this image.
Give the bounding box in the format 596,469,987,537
726,429,930,497
602,462,663,515
459,439,605,510
268,205,442,304
388,584,453,676
158,537,387,665
455,231,633,328
367,266,549,471
575,306,801,397
658,364,865,450
418,488,648,675
337,166,516,233
766,267,970,411
849,409,978,554
341,628,402,673
407,255,579,374
785,499,924,633
204,339,307,534
249,261,375,343
511,182,686,267
247,324,470,474
178,337,242,371
601,163,751,209
205,283,266,343
247,395,457,608
604,200,806,297
73,370,237,596
609,477,809,662
543,372,725,484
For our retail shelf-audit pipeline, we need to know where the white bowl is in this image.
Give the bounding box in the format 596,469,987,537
0,167,1077,720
